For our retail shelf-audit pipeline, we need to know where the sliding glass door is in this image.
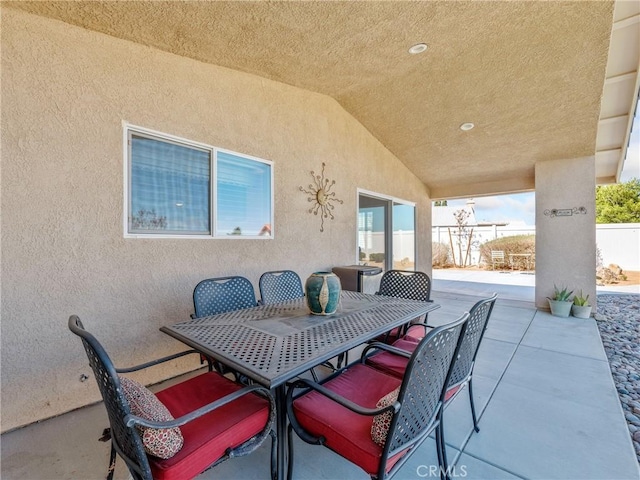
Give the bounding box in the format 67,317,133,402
358,191,415,271
392,201,416,270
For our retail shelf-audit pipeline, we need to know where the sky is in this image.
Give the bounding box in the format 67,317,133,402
442,193,536,226
621,111,640,182
441,112,640,227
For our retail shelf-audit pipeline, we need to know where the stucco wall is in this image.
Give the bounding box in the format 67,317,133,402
535,157,596,310
0,9,431,432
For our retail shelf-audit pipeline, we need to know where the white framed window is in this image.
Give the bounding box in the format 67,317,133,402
124,124,273,238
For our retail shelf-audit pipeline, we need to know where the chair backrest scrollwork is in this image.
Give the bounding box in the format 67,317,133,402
376,270,431,302
447,294,497,389
259,270,304,305
68,316,151,480
193,276,257,318
384,312,469,457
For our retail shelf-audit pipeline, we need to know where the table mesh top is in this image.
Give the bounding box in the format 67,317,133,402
162,290,438,387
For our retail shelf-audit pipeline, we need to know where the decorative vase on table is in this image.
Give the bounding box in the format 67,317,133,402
305,272,342,315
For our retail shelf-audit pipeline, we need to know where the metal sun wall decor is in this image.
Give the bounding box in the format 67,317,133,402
544,206,587,217
299,162,344,232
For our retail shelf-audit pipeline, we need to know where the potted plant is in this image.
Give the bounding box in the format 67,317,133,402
547,285,573,317
571,290,592,318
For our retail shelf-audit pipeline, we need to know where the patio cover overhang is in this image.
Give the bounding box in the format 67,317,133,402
6,0,639,198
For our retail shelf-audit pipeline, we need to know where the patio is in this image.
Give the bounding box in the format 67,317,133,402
2,290,638,480
3,0,639,456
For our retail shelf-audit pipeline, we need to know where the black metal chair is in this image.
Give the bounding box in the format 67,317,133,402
68,315,275,480
364,293,498,471
286,313,469,480
191,276,258,376
258,270,304,305
259,269,334,381
192,276,257,318
374,270,433,343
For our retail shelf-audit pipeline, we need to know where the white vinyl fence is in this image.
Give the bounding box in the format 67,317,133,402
432,223,640,271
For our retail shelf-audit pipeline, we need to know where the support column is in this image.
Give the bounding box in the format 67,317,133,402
535,157,596,310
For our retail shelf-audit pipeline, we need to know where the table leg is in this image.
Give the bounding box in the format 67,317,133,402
275,385,288,480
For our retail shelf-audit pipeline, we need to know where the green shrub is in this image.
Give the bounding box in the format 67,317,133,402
432,242,451,267
369,253,385,263
359,250,366,261
548,285,573,302
573,290,590,306
479,235,535,270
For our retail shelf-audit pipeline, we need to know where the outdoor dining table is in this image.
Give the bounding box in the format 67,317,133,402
508,253,534,270
160,289,440,480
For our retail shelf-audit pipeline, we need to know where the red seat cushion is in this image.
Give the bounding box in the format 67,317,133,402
365,338,417,378
366,340,462,402
292,364,403,476
405,324,428,341
149,372,270,480
371,325,404,344
444,384,462,402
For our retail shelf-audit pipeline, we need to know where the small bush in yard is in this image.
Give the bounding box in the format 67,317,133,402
479,235,535,270
432,242,451,267
369,253,385,263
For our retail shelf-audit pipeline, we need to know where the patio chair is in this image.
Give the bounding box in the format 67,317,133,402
364,293,498,449
191,276,257,318
491,250,505,270
258,269,333,380
191,276,258,377
68,315,275,480
373,270,433,343
286,312,469,480
258,270,304,305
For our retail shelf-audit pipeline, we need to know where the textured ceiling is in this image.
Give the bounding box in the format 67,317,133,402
7,0,635,198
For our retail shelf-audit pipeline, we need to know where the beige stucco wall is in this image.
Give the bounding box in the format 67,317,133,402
535,157,596,310
0,9,431,432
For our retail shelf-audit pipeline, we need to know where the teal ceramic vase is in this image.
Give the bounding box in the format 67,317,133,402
305,271,341,315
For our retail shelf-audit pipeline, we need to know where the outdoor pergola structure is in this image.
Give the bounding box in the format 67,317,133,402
2,1,639,434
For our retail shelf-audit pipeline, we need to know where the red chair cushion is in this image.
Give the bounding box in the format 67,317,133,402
292,364,403,476
405,324,428,341
366,340,463,402
445,384,461,402
149,372,270,480
371,325,404,344
365,338,417,378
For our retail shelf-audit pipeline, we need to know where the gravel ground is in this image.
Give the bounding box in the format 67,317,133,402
596,294,640,461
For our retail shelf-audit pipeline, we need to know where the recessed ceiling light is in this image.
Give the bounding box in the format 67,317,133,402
408,43,428,55
460,123,475,131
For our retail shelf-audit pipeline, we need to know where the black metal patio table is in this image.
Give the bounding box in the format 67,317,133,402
160,290,440,480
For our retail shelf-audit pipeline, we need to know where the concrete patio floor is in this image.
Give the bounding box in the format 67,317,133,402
2,289,639,480
431,268,640,303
